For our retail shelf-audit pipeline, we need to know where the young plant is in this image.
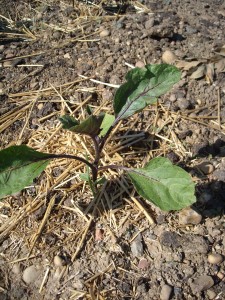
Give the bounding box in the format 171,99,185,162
0,64,196,211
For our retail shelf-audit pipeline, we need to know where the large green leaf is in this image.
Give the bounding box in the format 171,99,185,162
114,64,181,120
127,157,196,211
59,114,104,137
0,145,50,198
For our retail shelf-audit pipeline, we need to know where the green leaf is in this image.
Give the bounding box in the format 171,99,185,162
99,113,115,137
79,172,106,185
114,64,181,120
86,105,93,116
79,173,90,182
59,114,104,137
0,145,51,198
127,157,196,211
96,176,107,185
59,115,79,128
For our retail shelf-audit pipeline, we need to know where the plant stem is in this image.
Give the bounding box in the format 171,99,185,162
91,136,100,166
39,153,97,179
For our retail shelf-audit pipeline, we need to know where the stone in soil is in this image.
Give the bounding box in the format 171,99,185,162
160,284,173,300
138,258,149,270
207,289,217,300
22,265,41,284
208,253,223,265
99,29,110,37
131,234,144,257
162,50,177,64
190,275,214,293
53,255,66,268
178,207,202,225
197,161,214,175
95,228,104,241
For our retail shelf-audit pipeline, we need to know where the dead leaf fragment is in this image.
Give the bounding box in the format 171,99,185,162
175,60,201,71
206,63,215,84
190,64,206,79
214,44,225,57
215,58,225,73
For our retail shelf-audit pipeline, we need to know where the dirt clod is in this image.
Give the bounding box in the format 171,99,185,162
179,207,202,225
162,50,178,64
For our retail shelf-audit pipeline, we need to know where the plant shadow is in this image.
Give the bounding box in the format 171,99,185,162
189,138,225,218
52,135,225,221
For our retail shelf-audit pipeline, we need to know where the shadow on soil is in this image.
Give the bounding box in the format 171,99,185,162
55,135,225,221
190,138,225,218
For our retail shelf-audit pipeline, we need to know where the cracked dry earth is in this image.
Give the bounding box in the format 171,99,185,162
0,0,225,299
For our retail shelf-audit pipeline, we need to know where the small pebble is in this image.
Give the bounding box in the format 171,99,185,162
208,253,223,265
100,29,110,37
162,50,178,64
198,161,214,175
160,284,173,300
131,234,144,257
138,258,149,269
207,289,216,300
37,103,44,110
95,228,104,241
216,271,224,280
64,53,71,59
169,94,176,102
53,31,61,39
179,207,202,225
135,61,145,68
22,265,40,284
53,255,66,268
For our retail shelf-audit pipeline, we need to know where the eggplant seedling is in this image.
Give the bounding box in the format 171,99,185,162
0,64,196,211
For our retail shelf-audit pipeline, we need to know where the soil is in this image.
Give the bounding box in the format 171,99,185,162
0,0,225,299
